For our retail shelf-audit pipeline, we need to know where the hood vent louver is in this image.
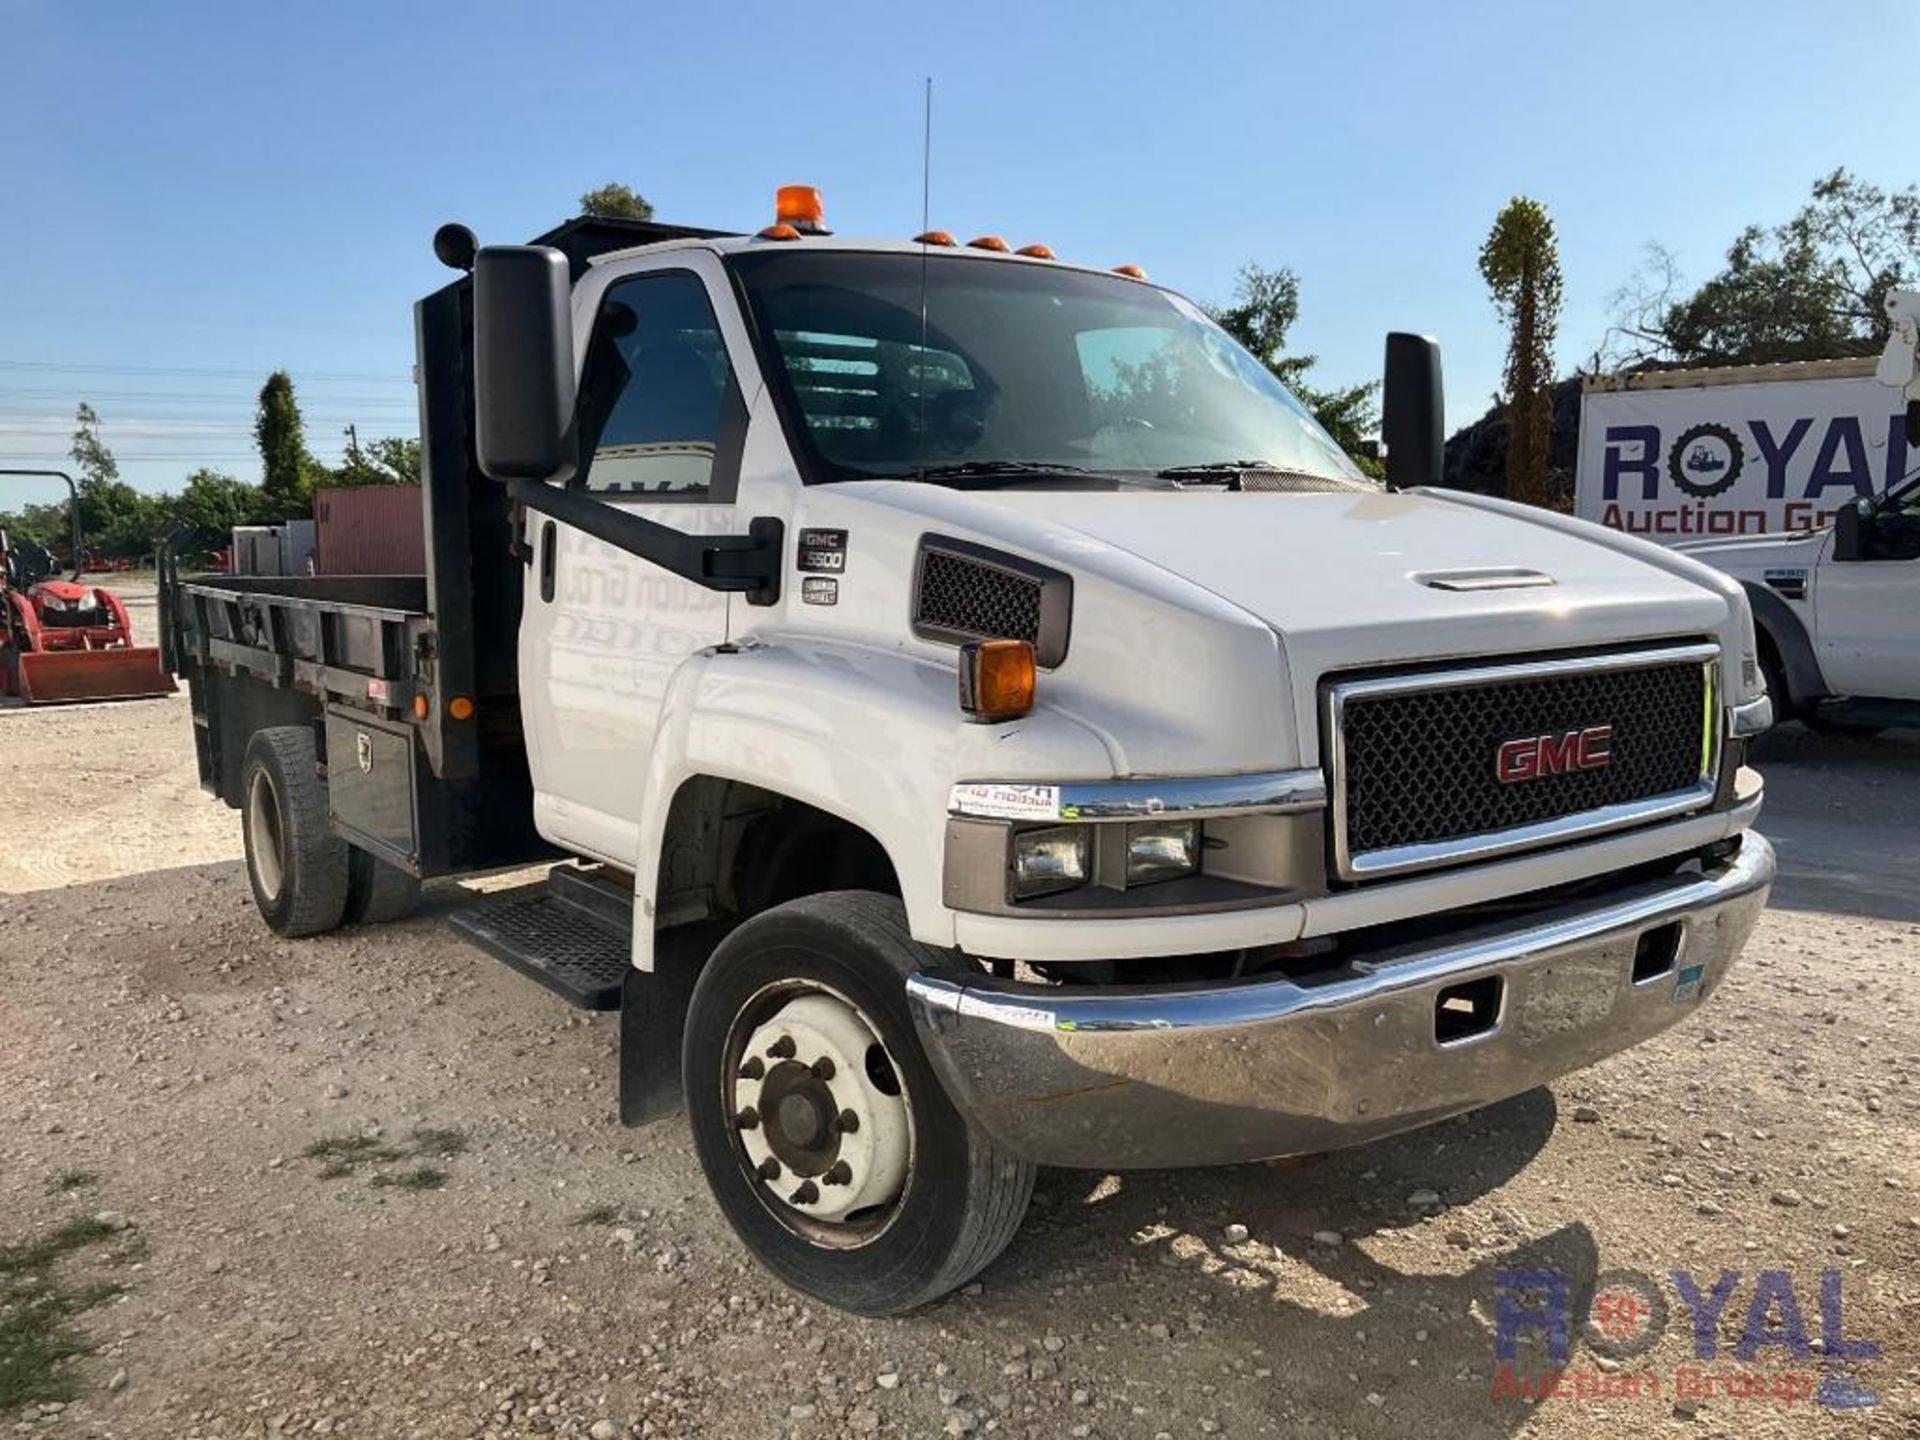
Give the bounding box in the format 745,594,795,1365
910,535,1073,668
1414,567,1556,593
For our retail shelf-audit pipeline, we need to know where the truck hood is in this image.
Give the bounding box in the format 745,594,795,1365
867,484,1732,678
807,481,1746,773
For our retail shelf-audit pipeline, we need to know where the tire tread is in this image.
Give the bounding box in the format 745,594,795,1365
244,726,350,938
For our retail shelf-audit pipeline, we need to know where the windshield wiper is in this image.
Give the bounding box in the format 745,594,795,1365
1155,461,1367,491
883,460,1170,489
1156,461,1279,475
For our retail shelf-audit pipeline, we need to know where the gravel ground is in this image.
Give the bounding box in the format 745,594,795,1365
2,599,1916,1437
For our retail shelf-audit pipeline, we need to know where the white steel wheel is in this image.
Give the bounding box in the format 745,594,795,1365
246,767,287,903
683,891,1035,1315
730,988,913,1238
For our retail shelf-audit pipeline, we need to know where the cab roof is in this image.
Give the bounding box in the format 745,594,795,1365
528,214,1165,291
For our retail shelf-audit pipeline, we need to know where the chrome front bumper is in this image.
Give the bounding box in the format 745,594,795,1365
907,831,1774,1169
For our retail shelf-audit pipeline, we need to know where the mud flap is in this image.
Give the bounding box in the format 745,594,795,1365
16,647,177,704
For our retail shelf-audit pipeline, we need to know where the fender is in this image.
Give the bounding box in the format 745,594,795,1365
626,637,1115,971
1740,580,1828,707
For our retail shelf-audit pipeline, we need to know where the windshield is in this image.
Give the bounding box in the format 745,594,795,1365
728,249,1368,486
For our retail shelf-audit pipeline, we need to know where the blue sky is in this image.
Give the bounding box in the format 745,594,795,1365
2,0,1913,498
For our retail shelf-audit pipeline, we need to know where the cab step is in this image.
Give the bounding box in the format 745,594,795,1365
448,864,633,1010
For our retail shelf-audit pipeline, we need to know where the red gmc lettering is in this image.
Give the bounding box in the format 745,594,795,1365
1496,725,1613,784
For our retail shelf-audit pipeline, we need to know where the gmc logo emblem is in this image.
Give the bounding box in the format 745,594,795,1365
1496,724,1613,784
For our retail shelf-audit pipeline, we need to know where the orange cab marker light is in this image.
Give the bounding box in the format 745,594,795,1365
1112,263,1149,280
775,184,830,235
914,229,956,246
958,639,1036,724
447,695,476,721
1015,243,1055,259
411,694,429,720
756,223,802,241
967,235,1010,252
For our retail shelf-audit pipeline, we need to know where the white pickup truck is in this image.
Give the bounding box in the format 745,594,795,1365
1677,292,1920,737
160,193,1775,1315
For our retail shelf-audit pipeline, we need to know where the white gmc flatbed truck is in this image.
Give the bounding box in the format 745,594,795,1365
159,197,1776,1315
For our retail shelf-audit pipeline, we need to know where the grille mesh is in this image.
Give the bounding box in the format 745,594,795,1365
1338,658,1708,862
915,550,1042,646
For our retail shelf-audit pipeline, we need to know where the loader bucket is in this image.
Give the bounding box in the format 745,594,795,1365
15,646,176,704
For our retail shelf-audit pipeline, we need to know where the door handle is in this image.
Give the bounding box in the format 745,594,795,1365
540,521,557,602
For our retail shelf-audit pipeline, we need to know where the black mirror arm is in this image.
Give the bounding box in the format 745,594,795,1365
505,478,783,607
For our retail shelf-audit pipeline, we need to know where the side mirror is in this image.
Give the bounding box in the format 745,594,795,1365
474,245,577,483
1382,333,1443,491
1832,496,1869,561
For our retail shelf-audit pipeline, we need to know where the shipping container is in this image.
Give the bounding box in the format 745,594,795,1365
312,485,426,575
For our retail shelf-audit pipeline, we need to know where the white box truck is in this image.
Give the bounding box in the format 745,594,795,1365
1574,358,1912,542
160,192,1775,1314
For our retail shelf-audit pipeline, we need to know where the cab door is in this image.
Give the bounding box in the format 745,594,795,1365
1812,486,1920,701
518,256,755,866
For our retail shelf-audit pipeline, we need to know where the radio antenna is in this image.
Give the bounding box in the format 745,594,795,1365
916,76,933,481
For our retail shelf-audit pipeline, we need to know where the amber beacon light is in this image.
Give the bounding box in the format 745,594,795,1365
775,185,830,234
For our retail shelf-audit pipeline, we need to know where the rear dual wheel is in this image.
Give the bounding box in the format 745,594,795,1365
242,727,350,937
684,891,1034,1316
242,726,421,935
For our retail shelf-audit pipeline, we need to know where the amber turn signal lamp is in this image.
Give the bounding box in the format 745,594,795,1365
967,235,1010,252
1015,243,1055,259
411,694,429,720
776,184,830,234
958,639,1036,723
447,695,476,721
1112,263,1149,280
914,229,956,246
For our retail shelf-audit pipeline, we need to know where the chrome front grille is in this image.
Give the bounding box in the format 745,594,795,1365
1326,645,1719,880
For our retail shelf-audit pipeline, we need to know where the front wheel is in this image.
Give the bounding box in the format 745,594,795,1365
683,891,1034,1315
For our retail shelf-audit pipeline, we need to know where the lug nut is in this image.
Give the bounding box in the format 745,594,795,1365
823,1160,853,1186
734,1106,760,1130
835,1109,859,1134
738,1057,765,1081
789,1180,820,1205
811,1057,836,1081
767,1036,797,1060
756,1156,782,1181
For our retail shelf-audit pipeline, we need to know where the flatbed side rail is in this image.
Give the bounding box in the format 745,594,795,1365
170,572,433,721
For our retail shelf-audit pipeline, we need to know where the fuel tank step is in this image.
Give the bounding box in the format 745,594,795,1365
448,876,631,1010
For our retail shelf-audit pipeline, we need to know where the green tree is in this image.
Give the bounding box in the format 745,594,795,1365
171,468,263,545
331,429,422,487
1479,196,1564,509
579,182,654,221
1611,170,1920,368
1206,264,1381,469
69,400,118,487
67,401,155,562
255,370,316,519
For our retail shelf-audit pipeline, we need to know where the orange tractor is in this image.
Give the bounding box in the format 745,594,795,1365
0,469,175,704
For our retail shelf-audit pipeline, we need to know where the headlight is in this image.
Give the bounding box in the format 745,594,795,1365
1124,821,1200,886
1011,825,1089,899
